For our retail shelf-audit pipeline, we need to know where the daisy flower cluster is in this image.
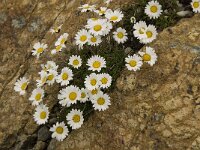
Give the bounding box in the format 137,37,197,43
15,0,200,143
123,0,161,71
30,53,112,141
76,2,127,49
13,0,159,142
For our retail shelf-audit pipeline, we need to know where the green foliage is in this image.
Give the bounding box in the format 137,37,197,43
123,0,179,31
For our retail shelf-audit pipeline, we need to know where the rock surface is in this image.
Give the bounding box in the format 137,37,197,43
0,0,200,150
47,14,200,150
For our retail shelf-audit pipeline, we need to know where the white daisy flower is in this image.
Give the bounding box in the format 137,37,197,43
55,33,69,46
87,55,106,72
98,73,112,89
88,88,103,99
32,42,48,59
145,0,163,19
105,0,112,5
125,54,143,71
105,9,124,23
91,92,111,111
95,7,108,16
29,88,44,106
56,67,73,86
36,70,48,87
78,4,96,12
113,27,128,44
41,61,58,72
140,25,158,44
86,19,108,36
68,55,82,69
75,29,91,49
33,104,49,125
58,85,81,107
50,122,69,141
88,35,102,46
46,69,58,85
191,0,200,13
51,44,66,55
87,18,98,24
50,24,63,34
80,88,89,103
133,21,148,40
103,21,113,35
14,77,29,95
139,47,157,66
84,73,100,90
66,109,84,129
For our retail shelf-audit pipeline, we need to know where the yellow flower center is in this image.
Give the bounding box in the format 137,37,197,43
143,54,151,61
129,60,137,67
35,93,42,101
40,111,47,119
61,38,66,44
117,32,124,39
62,73,68,80
42,77,47,84
81,92,86,98
21,82,27,90
80,35,87,42
110,16,118,21
91,18,98,21
69,92,77,101
84,6,90,9
139,28,145,34
99,10,105,14
73,59,79,66
101,77,108,84
56,45,62,51
90,79,97,86
56,126,64,134
37,47,44,53
97,97,105,105
54,27,60,33
193,2,199,8
94,25,102,32
91,37,97,43
73,114,80,123
91,89,98,95
150,5,158,13
47,74,54,81
146,31,153,38
92,61,101,68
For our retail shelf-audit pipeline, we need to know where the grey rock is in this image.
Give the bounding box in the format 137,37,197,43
12,16,26,29
20,135,37,150
38,126,51,142
0,12,7,24
33,141,47,150
28,19,41,32
177,10,193,17
124,47,132,54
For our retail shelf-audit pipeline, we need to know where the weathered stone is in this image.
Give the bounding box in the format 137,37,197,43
0,0,200,149
33,141,47,150
14,134,38,150
38,126,51,142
